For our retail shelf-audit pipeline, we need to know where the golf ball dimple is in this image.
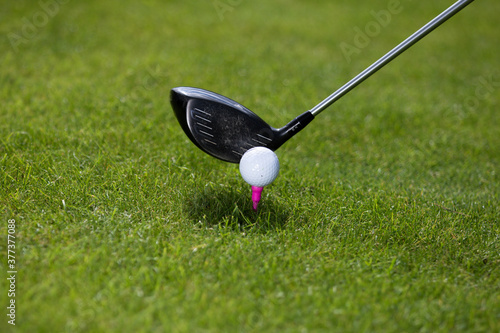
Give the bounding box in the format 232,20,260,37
239,147,280,187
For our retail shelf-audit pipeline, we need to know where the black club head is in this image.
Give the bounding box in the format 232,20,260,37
170,87,314,163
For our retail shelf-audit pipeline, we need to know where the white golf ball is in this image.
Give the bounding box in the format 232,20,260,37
239,147,280,187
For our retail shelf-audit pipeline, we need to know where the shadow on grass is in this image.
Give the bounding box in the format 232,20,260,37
183,184,291,232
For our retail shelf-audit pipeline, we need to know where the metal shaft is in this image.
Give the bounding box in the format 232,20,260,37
310,0,475,116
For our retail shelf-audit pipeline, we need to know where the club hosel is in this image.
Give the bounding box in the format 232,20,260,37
275,111,315,148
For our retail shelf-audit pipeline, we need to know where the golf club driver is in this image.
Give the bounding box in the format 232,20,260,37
171,0,475,163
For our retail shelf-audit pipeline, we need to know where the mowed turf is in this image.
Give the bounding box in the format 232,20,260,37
0,0,499,332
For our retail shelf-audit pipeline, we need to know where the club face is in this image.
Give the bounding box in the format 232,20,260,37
171,87,279,163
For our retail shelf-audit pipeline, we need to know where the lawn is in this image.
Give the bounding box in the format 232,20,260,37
1,0,499,332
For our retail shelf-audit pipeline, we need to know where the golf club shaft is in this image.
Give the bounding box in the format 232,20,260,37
309,0,475,116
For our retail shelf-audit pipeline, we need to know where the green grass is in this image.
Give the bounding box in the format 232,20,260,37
1,0,499,332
